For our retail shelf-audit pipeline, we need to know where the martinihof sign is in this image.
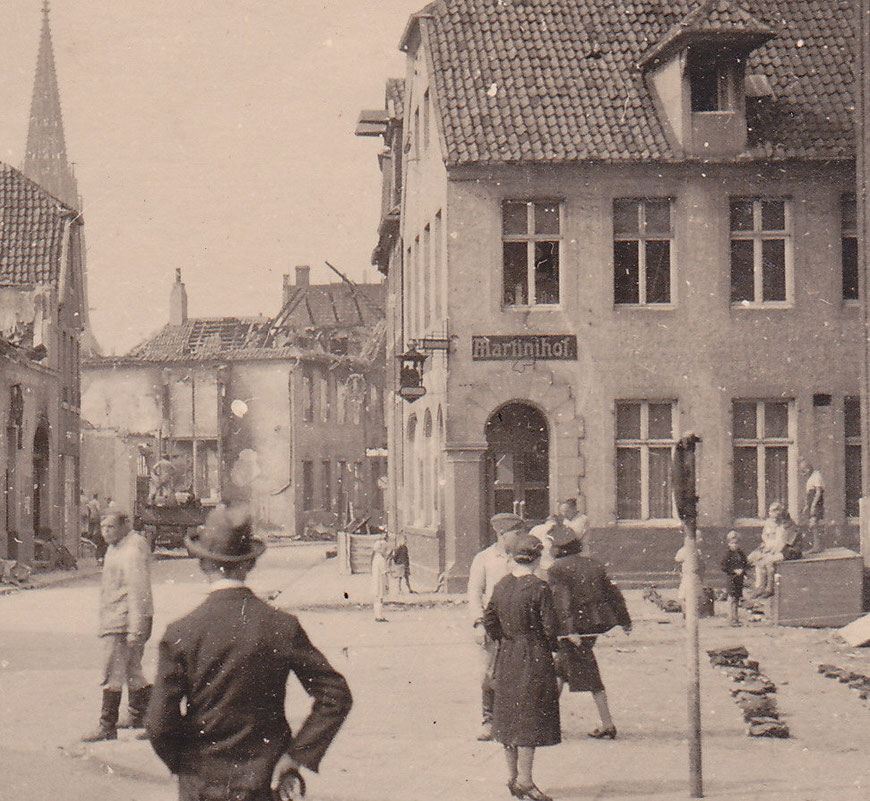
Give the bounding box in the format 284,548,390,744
471,335,578,361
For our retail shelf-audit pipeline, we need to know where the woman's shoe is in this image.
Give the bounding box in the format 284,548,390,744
513,783,553,801
507,779,522,797
588,726,617,740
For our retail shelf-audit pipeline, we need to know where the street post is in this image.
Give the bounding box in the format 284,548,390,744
672,432,703,798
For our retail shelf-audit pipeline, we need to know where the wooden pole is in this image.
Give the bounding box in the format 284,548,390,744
672,433,703,798
683,516,703,798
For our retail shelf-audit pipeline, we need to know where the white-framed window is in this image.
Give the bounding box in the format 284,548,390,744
845,397,861,518
615,401,677,520
842,193,859,302
732,399,794,519
501,200,562,307
613,198,673,305
730,198,792,305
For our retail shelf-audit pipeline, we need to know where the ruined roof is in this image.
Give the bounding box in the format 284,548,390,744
89,282,386,366
0,162,75,286
272,282,385,330
412,0,856,165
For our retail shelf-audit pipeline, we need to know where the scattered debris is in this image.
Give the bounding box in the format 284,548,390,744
817,663,870,703
643,586,682,613
838,613,870,648
707,645,790,738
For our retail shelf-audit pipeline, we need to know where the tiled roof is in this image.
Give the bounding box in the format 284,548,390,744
642,0,775,66
94,283,387,365
417,0,856,165
386,78,406,120
0,162,74,286
123,317,274,362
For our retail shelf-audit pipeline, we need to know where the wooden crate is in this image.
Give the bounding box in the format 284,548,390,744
772,548,864,628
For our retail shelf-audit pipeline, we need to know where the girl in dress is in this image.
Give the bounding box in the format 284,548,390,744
371,539,389,621
484,533,561,801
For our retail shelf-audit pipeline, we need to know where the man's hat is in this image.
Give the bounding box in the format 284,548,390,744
490,513,527,536
185,505,266,563
510,533,544,563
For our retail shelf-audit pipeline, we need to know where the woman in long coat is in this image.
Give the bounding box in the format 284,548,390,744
484,533,560,801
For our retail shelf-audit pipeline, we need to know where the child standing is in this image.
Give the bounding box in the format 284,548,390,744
721,530,748,626
371,539,389,622
390,534,413,594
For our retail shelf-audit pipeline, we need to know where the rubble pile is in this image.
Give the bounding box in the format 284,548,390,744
817,664,870,701
707,646,790,738
642,586,682,613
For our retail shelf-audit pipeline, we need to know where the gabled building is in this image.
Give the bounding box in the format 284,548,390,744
81,268,387,536
0,165,86,564
360,0,860,589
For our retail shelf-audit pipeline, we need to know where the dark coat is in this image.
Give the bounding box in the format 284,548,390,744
146,587,352,796
484,573,561,747
547,548,631,692
721,548,749,598
547,548,631,636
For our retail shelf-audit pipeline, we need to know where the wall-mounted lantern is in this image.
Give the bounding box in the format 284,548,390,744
396,344,427,403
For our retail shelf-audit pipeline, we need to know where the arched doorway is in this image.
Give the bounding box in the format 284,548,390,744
485,402,549,527
32,420,50,539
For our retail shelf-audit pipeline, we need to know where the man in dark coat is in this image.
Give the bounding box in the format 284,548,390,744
547,523,631,740
146,506,352,801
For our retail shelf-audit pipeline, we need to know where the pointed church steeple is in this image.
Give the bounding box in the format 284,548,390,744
22,1,79,209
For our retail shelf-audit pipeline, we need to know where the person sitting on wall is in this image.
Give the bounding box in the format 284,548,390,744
748,502,801,598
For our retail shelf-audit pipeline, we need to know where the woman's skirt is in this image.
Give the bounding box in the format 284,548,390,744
556,636,604,693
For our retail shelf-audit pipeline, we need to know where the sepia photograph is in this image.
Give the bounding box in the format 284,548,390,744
1,0,870,799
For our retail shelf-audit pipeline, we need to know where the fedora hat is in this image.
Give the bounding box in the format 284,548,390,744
185,505,266,563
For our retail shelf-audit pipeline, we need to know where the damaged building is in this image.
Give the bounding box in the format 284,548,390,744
81,266,387,537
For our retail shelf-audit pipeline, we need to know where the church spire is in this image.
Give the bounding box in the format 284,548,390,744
22,1,79,209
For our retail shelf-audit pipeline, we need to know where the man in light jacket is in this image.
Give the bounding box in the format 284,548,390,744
82,511,153,741
467,512,526,741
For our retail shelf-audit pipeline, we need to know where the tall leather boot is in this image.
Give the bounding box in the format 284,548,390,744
81,689,122,742
126,684,152,728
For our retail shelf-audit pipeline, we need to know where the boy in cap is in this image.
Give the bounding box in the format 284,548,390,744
147,506,352,801
467,512,526,741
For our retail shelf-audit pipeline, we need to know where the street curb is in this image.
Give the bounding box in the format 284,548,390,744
0,564,101,596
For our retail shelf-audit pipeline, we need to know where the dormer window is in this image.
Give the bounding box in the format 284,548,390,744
639,0,775,158
689,53,734,112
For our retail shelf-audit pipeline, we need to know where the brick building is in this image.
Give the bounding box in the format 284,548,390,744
0,165,86,564
359,0,860,589
81,268,386,536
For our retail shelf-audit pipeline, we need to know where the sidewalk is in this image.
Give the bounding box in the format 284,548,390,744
0,557,101,596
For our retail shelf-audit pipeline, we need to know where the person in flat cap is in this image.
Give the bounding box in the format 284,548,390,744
146,505,353,801
483,533,560,801
546,515,631,740
467,512,526,741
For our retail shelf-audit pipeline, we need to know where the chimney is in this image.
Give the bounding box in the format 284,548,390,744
169,268,188,326
295,265,310,288
282,274,292,306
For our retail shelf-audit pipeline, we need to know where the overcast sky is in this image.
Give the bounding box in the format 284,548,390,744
0,0,419,353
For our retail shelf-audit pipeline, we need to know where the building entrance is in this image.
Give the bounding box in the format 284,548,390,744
485,402,549,529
